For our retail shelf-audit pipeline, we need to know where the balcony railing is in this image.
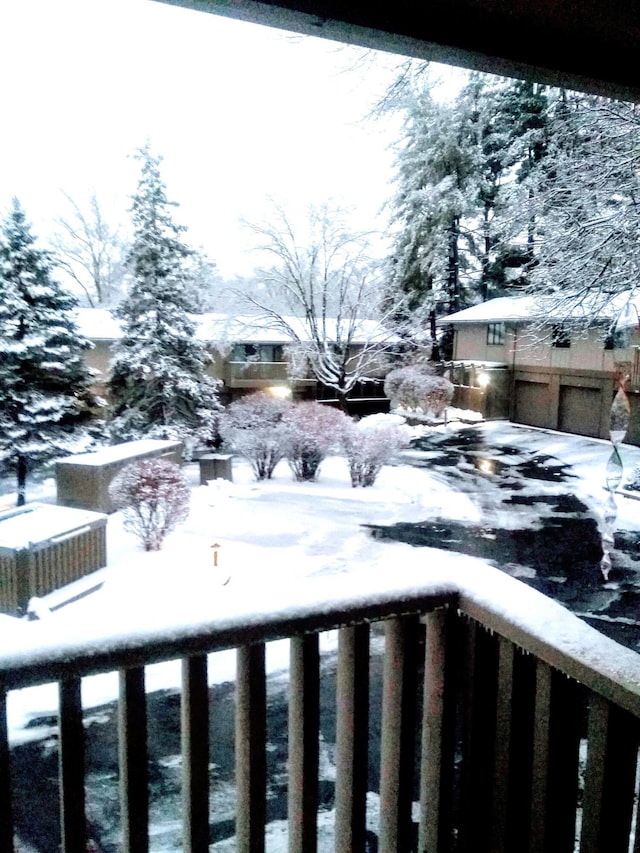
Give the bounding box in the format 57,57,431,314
1,562,640,852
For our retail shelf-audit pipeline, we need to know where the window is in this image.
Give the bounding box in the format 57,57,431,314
487,322,505,345
230,343,285,362
604,328,631,350
552,325,571,348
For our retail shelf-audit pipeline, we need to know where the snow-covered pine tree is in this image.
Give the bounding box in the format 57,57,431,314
385,74,481,357
0,199,102,505
108,144,222,445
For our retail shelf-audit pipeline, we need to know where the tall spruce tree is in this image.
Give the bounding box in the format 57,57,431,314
0,199,101,505
108,144,221,445
386,77,480,357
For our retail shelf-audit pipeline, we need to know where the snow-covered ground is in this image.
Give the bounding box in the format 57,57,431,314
3,420,640,851
5,420,640,734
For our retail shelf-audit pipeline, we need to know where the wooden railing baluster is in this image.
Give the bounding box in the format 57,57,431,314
334,623,369,853
530,666,582,853
182,654,210,853
288,634,320,853
59,676,85,853
379,615,419,853
490,636,515,853
236,643,267,853
0,688,13,853
118,666,149,853
581,694,640,853
458,621,499,853
418,608,457,853
529,660,552,853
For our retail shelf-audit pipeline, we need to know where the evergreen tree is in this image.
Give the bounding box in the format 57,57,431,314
0,199,102,505
386,76,480,357
460,75,533,299
108,144,222,445
494,79,550,276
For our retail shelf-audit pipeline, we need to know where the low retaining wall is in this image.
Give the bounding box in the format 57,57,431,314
56,439,182,513
0,503,107,615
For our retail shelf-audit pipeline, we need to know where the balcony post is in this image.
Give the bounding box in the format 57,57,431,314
118,666,148,853
335,623,370,853
379,616,419,853
59,676,86,853
236,643,267,853
419,608,457,853
182,654,210,853
288,634,320,853
0,689,13,853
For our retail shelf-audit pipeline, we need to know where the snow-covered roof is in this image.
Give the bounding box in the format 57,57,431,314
438,296,539,325
438,292,640,326
58,439,181,467
76,308,395,345
0,503,106,551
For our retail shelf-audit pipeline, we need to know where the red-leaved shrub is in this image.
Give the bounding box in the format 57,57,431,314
282,402,350,481
109,458,190,551
218,392,293,480
342,414,410,487
384,365,454,417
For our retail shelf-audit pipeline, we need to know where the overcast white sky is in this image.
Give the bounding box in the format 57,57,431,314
0,0,464,277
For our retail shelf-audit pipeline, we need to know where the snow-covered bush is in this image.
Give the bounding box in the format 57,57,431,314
109,458,190,551
218,392,293,480
282,402,350,481
384,364,454,417
342,413,411,487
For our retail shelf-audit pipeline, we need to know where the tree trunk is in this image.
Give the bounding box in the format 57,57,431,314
336,392,350,415
17,455,27,507
429,309,441,362
447,216,461,312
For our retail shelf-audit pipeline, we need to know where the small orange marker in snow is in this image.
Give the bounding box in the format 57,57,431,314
211,542,220,567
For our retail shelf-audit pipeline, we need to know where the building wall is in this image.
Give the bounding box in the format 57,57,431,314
84,337,388,408
450,321,640,443
453,323,633,372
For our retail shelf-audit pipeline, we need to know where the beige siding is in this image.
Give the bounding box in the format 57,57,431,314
453,325,514,363
453,323,636,372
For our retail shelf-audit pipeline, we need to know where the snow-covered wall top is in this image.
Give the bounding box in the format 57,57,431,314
58,439,181,467
0,503,106,550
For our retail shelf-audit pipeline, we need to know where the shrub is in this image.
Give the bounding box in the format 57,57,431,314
109,458,190,551
342,413,411,487
282,402,350,481
384,365,454,417
218,392,293,480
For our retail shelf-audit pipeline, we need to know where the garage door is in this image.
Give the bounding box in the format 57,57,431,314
513,380,553,429
558,385,602,438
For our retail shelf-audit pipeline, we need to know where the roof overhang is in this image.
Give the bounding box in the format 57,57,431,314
158,0,640,102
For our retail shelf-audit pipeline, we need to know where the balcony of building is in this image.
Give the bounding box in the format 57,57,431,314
1,561,639,852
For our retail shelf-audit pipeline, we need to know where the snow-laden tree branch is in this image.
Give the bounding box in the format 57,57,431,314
239,202,413,410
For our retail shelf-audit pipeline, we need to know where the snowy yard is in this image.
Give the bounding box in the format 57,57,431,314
5,420,640,731
3,420,640,851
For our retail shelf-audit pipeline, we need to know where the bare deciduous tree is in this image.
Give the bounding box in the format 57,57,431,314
241,202,412,411
51,191,128,307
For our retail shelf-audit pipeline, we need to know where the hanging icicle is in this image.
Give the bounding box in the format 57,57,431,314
601,374,631,580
